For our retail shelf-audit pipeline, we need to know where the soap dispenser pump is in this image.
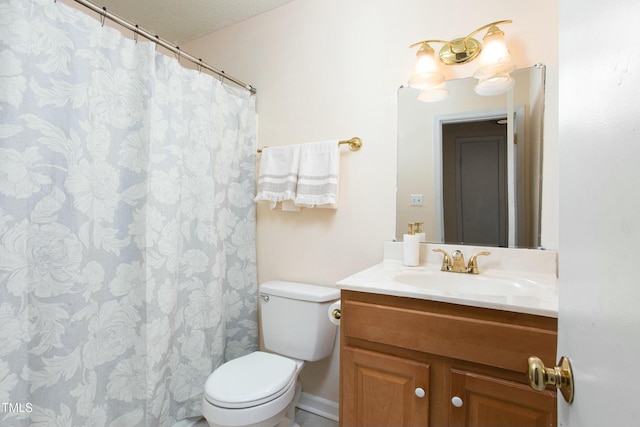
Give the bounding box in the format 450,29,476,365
415,221,426,243
403,223,420,266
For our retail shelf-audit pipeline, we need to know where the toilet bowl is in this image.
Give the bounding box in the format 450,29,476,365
202,352,303,427
201,281,339,427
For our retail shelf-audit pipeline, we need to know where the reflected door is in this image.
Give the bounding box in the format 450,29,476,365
443,121,507,246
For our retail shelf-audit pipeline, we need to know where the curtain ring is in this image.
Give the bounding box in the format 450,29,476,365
134,24,139,44
197,59,203,74
154,35,159,51
175,47,181,63
219,70,225,83
100,7,106,27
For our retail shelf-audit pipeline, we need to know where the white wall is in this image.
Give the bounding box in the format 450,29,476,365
185,0,559,404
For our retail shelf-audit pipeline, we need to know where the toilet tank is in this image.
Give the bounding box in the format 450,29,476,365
259,280,339,362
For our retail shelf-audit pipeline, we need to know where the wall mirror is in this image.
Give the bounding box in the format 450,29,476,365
396,65,545,248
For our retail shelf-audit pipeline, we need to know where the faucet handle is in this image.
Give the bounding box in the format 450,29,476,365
432,249,452,271
467,251,491,274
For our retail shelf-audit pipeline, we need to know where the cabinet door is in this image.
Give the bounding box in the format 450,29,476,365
449,369,556,427
341,347,430,427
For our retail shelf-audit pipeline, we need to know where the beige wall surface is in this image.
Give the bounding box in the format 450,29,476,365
186,0,559,405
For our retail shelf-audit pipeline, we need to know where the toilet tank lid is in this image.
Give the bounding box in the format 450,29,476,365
260,280,339,302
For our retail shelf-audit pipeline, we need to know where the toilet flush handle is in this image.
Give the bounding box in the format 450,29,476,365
260,294,269,302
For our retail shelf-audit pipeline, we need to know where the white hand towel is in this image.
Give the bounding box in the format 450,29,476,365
294,140,340,209
254,145,301,211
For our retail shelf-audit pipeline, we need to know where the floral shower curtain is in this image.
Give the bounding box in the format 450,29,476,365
0,0,258,425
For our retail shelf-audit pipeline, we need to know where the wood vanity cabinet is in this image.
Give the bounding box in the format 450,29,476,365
339,290,558,427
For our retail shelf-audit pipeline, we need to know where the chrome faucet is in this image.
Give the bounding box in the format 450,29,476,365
432,249,491,274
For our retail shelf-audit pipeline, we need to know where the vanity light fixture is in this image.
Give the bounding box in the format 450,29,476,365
408,20,515,101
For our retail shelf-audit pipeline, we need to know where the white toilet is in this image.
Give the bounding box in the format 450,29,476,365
201,280,340,427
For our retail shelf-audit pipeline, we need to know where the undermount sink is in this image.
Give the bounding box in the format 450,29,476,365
394,270,544,296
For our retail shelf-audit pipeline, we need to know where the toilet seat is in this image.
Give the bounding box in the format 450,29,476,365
204,352,297,409
201,377,299,427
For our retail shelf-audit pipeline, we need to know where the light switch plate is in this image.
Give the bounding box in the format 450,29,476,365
410,194,423,206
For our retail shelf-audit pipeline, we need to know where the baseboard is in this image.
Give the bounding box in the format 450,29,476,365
296,392,339,422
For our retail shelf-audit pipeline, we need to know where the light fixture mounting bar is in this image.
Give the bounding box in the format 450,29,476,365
409,39,452,49
462,20,512,43
410,20,513,65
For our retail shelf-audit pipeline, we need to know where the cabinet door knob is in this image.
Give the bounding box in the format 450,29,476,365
414,387,426,398
451,396,463,407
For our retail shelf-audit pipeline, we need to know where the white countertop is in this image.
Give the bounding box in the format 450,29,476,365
336,243,559,318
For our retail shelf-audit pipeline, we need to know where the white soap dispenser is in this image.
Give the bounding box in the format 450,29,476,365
403,223,420,267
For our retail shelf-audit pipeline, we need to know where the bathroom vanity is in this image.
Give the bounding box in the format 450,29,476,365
337,243,559,427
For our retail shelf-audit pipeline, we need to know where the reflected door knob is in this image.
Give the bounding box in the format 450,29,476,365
415,387,426,398
528,356,575,403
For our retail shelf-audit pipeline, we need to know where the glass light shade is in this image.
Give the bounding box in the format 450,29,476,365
417,83,450,102
473,26,516,95
409,43,445,89
474,74,514,96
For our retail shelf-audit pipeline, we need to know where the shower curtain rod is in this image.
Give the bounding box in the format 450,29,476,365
67,0,257,94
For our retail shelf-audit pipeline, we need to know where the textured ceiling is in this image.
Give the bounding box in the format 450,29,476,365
94,0,295,44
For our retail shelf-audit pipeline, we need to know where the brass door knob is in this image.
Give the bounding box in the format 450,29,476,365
528,356,574,403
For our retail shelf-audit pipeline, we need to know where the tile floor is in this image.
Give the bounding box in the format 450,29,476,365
294,409,338,427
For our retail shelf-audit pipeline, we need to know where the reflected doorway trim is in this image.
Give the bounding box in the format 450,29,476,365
433,104,526,245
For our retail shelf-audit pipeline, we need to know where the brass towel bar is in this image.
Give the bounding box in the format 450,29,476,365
257,137,362,154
